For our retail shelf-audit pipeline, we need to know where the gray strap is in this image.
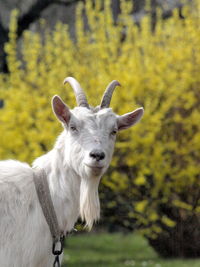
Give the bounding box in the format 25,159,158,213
33,168,61,242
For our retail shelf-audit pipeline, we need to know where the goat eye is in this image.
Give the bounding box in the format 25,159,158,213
110,129,117,136
70,126,77,132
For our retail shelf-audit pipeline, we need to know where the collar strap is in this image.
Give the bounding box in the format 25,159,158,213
33,168,63,243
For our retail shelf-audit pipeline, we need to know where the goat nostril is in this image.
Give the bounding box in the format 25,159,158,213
89,150,105,161
90,152,96,159
99,152,105,160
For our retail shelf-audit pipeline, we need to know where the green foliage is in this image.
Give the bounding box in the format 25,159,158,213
1,0,200,246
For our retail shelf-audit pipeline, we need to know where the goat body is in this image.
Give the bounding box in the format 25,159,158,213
0,77,144,267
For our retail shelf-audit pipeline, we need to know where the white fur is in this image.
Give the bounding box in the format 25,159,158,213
0,103,143,266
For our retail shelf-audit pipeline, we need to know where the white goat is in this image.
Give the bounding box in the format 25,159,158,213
0,77,143,267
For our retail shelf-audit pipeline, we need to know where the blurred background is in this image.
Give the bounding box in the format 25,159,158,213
0,0,200,266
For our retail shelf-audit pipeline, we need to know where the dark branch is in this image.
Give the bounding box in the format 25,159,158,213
0,19,9,72
17,0,82,37
17,0,53,37
0,0,82,72
55,0,85,6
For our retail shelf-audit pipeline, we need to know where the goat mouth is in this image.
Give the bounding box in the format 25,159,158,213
84,163,105,176
84,164,104,170
85,164,104,176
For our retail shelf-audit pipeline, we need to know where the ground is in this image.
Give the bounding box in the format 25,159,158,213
63,232,200,267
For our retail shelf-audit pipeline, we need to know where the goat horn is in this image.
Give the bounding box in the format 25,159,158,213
63,77,89,108
100,80,121,108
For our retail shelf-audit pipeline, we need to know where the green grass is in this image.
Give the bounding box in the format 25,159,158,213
62,232,200,267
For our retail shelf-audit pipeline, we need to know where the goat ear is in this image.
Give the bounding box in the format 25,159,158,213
117,108,144,131
52,95,71,124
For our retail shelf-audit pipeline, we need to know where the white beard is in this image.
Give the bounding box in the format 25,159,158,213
79,176,101,230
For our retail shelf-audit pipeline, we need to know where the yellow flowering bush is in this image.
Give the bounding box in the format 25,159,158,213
1,0,200,257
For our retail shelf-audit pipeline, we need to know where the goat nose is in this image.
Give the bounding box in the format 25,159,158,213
89,149,105,161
